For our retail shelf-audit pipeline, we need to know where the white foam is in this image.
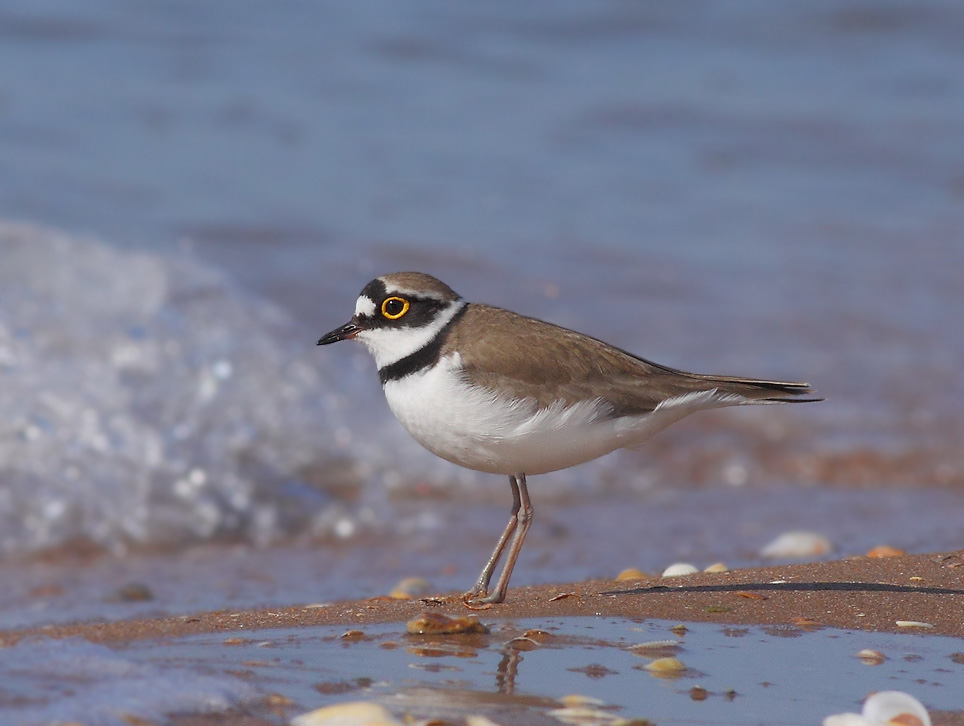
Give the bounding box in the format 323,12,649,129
0,223,428,556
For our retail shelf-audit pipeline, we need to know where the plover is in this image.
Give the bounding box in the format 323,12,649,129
318,271,818,604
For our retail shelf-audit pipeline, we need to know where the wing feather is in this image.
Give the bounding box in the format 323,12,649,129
444,304,817,417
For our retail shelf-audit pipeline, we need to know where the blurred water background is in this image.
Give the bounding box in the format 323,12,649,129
1,0,962,625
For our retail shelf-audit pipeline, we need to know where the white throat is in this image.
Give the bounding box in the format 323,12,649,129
356,299,466,370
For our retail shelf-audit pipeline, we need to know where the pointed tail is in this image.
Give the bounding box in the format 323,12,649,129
696,374,822,404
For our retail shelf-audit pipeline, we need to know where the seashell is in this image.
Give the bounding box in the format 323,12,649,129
760,531,832,558
291,700,403,726
389,576,432,599
703,562,729,573
895,620,933,629
629,640,680,651
615,568,650,581
823,690,931,726
466,717,503,726
643,657,686,676
405,612,489,635
863,691,930,726
661,563,698,577
558,695,606,707
547,706,616,725
866,545,905,558
823,714,871,726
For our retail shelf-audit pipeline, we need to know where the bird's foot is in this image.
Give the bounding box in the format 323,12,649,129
460,589,503,609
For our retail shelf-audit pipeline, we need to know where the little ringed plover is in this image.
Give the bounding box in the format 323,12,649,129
318,271,819,605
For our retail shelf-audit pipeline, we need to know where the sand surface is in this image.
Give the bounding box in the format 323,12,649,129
3,551,960,647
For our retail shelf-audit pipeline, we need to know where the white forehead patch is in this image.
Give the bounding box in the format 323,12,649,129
354,295,377,317
381,282,448,301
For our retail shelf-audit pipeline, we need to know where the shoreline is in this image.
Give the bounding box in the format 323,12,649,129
3,550,961,647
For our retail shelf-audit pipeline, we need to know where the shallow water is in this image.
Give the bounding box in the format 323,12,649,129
1,617,960,725
0,0,962,650
3,486,964,633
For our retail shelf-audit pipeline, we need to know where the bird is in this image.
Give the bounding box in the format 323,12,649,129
317,271,819,605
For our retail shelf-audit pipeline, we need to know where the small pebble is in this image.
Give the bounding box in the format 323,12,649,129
504,629,552,650
505,636,541,651
856,649,886,665
661,563,698,577
689,686,709,701
106,583,154,602
760,531,832,558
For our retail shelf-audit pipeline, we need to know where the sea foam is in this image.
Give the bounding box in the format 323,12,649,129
0,223,427,556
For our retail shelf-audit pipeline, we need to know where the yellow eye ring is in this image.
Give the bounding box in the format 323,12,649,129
381,296,410,320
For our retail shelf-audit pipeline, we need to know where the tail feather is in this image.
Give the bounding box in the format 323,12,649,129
697,374,822,404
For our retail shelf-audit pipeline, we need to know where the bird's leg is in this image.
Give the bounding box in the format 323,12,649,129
469,473,532,605
463,474,521,601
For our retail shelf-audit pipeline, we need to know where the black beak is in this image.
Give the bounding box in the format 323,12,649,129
317,321,361,345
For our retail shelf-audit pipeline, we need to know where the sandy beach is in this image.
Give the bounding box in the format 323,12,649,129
3,551,962,647
3,550,960,726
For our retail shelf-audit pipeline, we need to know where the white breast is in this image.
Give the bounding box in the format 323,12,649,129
382,354,697,476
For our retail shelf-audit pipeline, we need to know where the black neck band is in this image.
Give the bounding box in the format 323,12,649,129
378,305,467,384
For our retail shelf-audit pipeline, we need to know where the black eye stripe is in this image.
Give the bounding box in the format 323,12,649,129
365,294,449,329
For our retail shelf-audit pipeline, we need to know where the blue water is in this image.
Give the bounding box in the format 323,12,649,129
0,0,961,608
4,1,963,257
2,618,960,725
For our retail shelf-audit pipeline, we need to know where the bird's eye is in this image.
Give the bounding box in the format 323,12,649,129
381,296,410,320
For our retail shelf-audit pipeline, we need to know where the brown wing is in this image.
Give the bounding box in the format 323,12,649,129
444,304,816,416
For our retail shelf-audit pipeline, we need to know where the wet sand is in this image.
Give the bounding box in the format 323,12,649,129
3,550,961,647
